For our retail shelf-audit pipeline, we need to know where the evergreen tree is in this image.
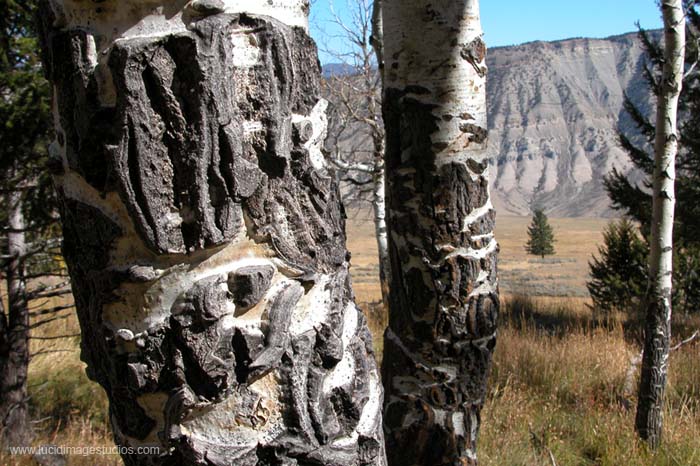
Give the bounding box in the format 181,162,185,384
525,209,556,258
587,219,648,315
0,0,71,447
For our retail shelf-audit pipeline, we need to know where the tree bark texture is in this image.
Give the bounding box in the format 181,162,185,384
38,1,385,464
0,188,31,448
379,1,498,465
635,0,685,449
371,157,390,312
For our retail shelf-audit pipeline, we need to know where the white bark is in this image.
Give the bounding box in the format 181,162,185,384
649,2,683,313
50,0,309,36
635,0,685,448
371,158,390,308
370,0,384,77
383,0,487,167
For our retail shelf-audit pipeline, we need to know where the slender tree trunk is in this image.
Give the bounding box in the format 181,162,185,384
371,154,390,311
366,64,390,312
370,0,384,79
379,1,498,465
362,7,390,312
0,188,31,448
635,0,685,448
38,1,385,464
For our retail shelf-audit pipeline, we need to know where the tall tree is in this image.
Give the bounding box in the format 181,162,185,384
0,0,71,448
322,0,390,310
379,1,498,465
605,1,700,314
525,209,556,259
38,1,386,464
635,0,685,448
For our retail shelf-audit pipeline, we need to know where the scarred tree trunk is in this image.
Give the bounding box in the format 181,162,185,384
38,1,386,464
379,1,498,465
635,0,685,448
0,188,31,448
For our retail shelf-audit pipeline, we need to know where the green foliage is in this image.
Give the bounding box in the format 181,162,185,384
587,220,700,317
606,7,700,244
587,220,648,315
525,209,555,258
0,0,53,205
674,245,700,316
0,0,59,274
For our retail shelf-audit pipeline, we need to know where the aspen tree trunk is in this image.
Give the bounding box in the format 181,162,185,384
368,106,389,314
0,188,31,447
38,1,386,464
372,156,390,311
370,0,390,310
379,1,498,465
635,0,685,448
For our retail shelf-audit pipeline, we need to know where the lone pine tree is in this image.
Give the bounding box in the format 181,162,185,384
379,1,499,464
37,0,386,464
525,209,555,259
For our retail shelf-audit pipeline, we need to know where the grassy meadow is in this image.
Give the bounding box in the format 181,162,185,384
4,212,699,465
349,212,700,465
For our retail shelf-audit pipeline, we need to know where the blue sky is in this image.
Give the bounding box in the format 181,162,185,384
310,0,663,64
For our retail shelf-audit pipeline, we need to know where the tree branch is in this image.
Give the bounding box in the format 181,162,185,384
670,330,699,350
29,333,80,341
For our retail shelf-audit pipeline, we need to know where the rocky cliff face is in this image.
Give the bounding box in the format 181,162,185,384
485,32,652,217
326,31,653,217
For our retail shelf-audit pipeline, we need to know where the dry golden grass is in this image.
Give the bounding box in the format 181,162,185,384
496,215,611,297
7,212,698,465
347,211,700,465
0,293,115,466
347,211,612,299
480,297,700,466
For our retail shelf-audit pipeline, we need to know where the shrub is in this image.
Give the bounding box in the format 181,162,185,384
587,219,648,316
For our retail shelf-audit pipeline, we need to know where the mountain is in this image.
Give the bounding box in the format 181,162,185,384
485,32,652,217
323,31,653,217
322,63,360,78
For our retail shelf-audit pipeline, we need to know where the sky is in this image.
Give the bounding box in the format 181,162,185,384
310,0,664,64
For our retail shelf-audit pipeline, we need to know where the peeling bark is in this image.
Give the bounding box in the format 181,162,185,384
38,2,385,464
379,1,497,465
635,0,685,449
